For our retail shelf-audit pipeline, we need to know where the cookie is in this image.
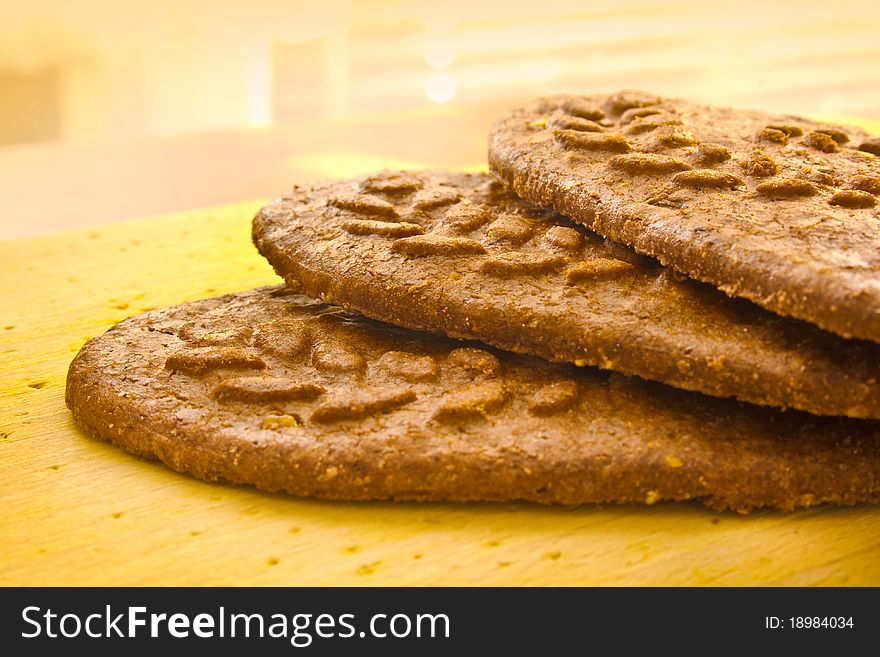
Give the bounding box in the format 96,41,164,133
66,286,880,512
488,91,880,342
253,169,880,419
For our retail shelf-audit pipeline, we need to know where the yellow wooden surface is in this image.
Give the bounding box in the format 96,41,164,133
2,199,880,586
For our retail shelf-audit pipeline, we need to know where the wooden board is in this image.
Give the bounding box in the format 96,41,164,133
3,199,880,586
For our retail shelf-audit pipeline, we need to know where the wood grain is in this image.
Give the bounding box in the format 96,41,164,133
2,200,880,586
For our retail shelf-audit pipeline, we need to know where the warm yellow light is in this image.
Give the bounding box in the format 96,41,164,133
423,37,455,69
286,151,436,179
424,72,456,104
417,4,458,35
246,43,272,127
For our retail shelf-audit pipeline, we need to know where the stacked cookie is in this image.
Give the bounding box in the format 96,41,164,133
67,91,880,511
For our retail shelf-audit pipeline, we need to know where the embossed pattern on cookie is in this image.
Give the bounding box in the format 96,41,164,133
253,170,880,419
488,92,880,343
65,287,880,512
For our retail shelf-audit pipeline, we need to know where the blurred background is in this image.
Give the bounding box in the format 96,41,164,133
1,0,879,237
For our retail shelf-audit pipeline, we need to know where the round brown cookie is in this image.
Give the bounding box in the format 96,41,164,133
253,169,880,419
66,286,880,512
488,91,880,342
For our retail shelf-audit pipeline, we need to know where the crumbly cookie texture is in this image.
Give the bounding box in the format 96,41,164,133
488,91,880,342
66,286,880,512
254,169,880,419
